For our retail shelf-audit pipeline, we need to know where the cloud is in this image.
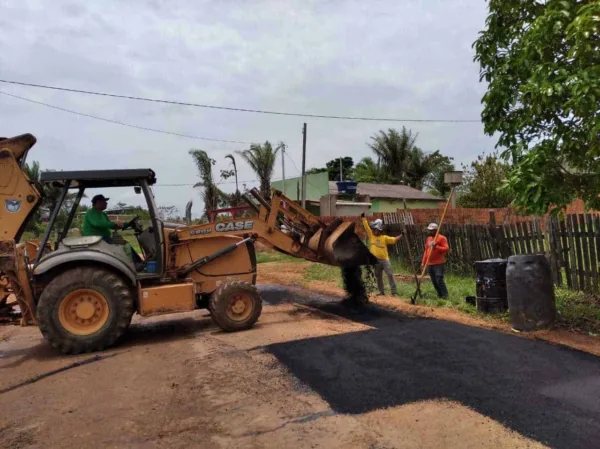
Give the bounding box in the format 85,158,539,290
1,0,493,214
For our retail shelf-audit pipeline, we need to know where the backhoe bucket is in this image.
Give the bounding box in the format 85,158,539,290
309,220,376,267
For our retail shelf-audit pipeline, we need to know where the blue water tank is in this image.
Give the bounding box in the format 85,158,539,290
336,181,358,194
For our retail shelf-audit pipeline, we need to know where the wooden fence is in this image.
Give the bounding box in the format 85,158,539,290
382,213,600,294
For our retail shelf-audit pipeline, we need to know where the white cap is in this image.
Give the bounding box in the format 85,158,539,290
372,219,383,231
427,223,439,231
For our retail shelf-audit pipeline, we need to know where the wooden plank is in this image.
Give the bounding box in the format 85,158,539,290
472,224,482,262
586,214,598,293
566,215,580,290
499,224,511,258
578,214,592,292
529,220,537,254
513,222,524,254
572,214,586,291
548,216,562,286
481,226,490,259
486,225,496,259
533,218,543,253
507,223,515,254
559,216,573,289
504,224,513,255
521,221,533,254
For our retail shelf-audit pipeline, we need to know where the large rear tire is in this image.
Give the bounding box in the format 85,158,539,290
209,281,262,332
37,267,134,354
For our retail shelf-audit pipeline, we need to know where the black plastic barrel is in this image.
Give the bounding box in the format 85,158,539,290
506,254,556,331
474,259,508,314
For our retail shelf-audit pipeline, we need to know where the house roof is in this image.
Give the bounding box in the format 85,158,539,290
328,182,441,201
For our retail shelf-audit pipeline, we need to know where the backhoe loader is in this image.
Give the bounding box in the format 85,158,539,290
0,133,376,354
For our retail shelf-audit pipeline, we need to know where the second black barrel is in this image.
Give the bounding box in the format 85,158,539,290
474,259,508,314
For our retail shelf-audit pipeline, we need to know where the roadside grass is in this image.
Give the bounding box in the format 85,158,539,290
304,263,343,285
261,247,598,336
555,288,600,335
256,251,305,264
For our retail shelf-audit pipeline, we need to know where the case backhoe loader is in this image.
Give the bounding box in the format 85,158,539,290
0,133,376,354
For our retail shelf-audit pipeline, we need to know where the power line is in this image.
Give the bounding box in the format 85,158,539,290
0,90,251,145
157,177,277,187
285,152,302,174
0,79,481,123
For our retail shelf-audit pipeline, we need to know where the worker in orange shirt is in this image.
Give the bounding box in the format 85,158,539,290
421,223,450,298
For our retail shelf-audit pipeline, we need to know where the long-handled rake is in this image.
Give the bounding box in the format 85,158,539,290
410,188,456,305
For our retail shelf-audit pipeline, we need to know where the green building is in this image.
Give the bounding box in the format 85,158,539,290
271,173,441,216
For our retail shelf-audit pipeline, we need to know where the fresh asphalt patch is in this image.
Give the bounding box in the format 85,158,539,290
260,285,600,449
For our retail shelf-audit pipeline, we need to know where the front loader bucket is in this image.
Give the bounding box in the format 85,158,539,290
309,220,376,267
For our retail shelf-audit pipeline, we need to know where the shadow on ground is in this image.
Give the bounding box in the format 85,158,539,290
260,285,600,449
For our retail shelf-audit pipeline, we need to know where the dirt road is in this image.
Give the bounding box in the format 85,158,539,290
1,284,599,448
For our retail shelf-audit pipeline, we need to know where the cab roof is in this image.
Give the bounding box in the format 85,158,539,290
39,169,157,188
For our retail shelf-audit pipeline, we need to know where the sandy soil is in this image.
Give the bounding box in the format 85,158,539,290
0,296,548,449
258,261,600,357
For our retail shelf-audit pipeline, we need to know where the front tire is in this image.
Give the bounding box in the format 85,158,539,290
209,281,262,332
37,267,134,354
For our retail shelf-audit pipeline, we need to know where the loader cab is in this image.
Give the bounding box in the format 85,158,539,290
37,169,164,279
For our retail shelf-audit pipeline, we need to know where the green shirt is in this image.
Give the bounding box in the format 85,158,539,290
82,208,116,238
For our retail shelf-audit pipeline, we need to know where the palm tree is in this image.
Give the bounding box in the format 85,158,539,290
225,154,239,194
367,127,452,189
407,149,452,190
189,149,227,219
424,161,455,198
367,127,418,184
354,157,384,183
237,141,282,200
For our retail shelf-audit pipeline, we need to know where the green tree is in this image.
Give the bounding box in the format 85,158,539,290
457,153,515,208
474,1,600,214
354,157,385,183
367,127,451,187
306,157,355,181
425,161,456,198
407,148,452,190
238,141,282,200
189,149,228,219
368,127,417,184
326,157,354,181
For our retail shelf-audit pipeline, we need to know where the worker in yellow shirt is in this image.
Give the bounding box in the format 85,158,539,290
361,213,403,296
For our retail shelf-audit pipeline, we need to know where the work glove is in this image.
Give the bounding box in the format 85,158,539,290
360,212,366,218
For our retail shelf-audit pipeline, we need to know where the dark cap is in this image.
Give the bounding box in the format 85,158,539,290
91,194,110,204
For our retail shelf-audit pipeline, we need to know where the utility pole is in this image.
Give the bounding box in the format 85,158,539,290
339,157,343,182
280,143,286,196
301,123,307,208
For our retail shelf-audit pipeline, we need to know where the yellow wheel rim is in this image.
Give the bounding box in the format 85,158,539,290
226,293,254,322
58,289,110,336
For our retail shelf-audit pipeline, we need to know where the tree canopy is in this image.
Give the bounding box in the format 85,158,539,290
424,160,455,198
363,127,452,188
189,149,228,218
307,157,354,181
474,0,600,214
238,141,281,199
457,153,515,208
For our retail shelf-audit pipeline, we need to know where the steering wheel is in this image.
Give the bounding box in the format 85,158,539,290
122,215,143,233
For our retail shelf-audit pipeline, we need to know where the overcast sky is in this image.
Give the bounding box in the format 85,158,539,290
1,0,493,217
